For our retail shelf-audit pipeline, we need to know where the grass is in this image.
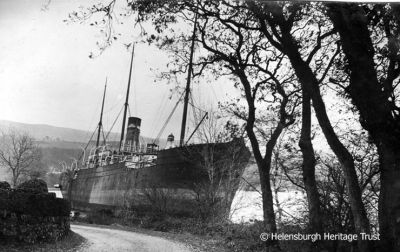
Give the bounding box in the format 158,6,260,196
74,209,318,252
74,210,267,252
0,231,86,252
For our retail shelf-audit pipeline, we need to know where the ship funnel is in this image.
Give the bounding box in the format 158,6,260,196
125,117,141,151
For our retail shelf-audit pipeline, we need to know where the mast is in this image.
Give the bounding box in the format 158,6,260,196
96,79,107,149
119,44,135,152
179,13,198,146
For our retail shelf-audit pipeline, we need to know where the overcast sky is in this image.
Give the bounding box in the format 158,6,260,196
0,0,238,140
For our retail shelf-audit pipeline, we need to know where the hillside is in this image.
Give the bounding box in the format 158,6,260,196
0,119,166,147
0,119,120,143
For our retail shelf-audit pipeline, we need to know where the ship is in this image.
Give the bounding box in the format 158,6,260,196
61,19,251,217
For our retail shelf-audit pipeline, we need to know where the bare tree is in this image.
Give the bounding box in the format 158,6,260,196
141,185,173,216
0,130,41,187
190,136,249,222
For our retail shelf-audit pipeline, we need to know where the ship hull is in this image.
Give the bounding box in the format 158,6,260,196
62,138,250,217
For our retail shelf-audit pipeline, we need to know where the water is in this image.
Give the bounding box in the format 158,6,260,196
230,190,307,223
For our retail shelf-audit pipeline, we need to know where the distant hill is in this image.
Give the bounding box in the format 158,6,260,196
0,119,165,146
0,119,119,143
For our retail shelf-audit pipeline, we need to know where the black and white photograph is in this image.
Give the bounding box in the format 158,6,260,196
0,1,399,251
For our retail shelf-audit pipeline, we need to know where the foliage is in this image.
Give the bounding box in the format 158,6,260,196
0,230,85,252
141,186,173,217
0,181,11,190
0,215,70,243
0,191,70,217
16,178,48,194
86,209,115,225
0,179,71,244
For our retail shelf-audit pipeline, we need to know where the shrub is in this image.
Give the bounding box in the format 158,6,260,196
228,225,262,251
0,179,70,244
86,209,115,225
0,181,11,190
16,179,48,194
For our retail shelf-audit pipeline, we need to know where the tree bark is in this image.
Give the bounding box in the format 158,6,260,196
299,89,323,251
377,144,400,252
258,158,278,230
12,170,17,188
326,4,400,251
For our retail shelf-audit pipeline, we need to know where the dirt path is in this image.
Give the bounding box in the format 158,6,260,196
71,224,193,252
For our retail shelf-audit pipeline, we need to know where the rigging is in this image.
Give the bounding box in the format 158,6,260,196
96,79,107,149
119,44,135,151
153,92,185,145
179,13,198,146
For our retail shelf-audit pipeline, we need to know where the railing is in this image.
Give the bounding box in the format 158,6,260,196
83,144,158,169
120,143,158,154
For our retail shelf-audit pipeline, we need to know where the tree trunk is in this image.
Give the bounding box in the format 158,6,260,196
326,4,400,251
258,159,278,233
237,68,284,251
377,143,400,252
247,3,371,249
68,178,74,209
299,89,323,251
255,131,285,252
12,170,17,188
286,44,371,252
276,20,372,252
272,156,283,226
246,123,281,251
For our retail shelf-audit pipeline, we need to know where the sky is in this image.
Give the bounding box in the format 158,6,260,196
0,0,237,140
